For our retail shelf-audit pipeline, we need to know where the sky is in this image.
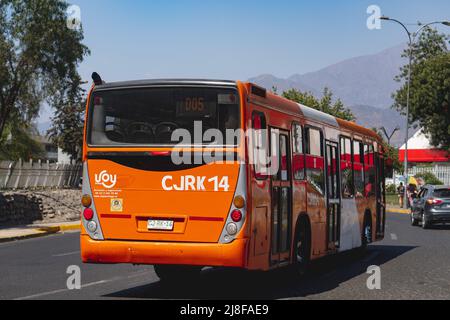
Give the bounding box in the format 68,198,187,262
38,0,450,124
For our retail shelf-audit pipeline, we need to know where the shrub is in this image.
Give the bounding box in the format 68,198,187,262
414,171,443,185
386,184,397,194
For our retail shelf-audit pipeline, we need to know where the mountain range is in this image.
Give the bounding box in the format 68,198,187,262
37,44,410,146
248,44,410,146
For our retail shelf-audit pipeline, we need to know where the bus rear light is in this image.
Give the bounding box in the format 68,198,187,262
87,221,97,233
231,210,242,222
226,223,238,235
233,196,245,209
427,198,443,205
83,208,94,220
81,194,92,207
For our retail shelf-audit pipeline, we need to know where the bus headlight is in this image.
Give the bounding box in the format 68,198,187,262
226,223,238,235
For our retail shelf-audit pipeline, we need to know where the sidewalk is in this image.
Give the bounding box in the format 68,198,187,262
0,221,81,243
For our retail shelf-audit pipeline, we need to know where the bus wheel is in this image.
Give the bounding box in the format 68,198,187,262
293,219,311,276
154,265,202,283
361,213,372,250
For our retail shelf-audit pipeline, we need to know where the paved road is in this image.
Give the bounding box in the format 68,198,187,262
1,212,450,300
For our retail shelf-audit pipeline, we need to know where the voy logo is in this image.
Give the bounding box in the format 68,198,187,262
94,170,117,189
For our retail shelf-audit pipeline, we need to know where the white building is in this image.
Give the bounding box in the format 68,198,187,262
399,129,450,185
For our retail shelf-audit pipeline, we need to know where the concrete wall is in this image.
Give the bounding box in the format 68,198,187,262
0,160,82,190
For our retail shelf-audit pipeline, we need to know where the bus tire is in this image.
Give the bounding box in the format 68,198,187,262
292,217,311,276
154,265,202,283
361,212,373,250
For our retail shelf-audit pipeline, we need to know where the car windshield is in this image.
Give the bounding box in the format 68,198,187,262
88,86,240,146
434,189,450,198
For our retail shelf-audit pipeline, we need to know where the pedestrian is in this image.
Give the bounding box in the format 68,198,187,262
416,177,425,190
397,182,405,208
407,183,418,209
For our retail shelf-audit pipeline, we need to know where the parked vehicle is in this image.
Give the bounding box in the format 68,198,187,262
411,185,450,229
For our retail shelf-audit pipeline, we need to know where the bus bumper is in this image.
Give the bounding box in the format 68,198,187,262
81,235,248,268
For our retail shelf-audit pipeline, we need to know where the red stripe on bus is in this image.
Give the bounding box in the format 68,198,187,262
101,214,132,219
189,216,224,222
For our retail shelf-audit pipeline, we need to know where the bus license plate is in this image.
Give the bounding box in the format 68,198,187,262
147,219,174,231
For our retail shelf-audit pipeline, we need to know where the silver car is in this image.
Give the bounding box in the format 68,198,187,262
411,185,450,229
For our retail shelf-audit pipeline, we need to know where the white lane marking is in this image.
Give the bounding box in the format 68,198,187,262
14,271,151,300
390,233,398,241
14,288,69,300
14,279,112,300
52,251,80,257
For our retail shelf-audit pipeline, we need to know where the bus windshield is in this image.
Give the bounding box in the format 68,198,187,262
88,86,240,146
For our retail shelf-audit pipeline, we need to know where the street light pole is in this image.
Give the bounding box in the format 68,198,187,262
379,17,450,207
381,126,400,146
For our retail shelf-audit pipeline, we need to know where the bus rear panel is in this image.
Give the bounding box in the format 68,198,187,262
81,81,249,268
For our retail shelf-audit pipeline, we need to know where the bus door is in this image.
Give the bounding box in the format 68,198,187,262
270,129,292,265
376,153,386,238
325,141,341,250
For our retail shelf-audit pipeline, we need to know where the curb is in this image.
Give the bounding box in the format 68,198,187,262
387,208,411,214
0,223,81,243
58,223,82,232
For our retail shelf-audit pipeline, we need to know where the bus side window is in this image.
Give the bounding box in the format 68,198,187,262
252,112,268,180
340,136,354,198
305,127,325,195
353,140,364,197
292,123,305,180
364,143,376,197
270,128,280,180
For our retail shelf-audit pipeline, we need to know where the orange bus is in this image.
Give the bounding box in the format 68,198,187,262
80,77,386,281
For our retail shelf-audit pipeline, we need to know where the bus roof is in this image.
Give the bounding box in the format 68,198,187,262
92,79,237,91
244,81,383,143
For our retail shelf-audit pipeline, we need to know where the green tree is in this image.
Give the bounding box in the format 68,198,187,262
0,123,44,160
282,87,355,121
47,77,85,162
0,0,89,143
393,27,450,151
371,128,403,174
414,171,443,185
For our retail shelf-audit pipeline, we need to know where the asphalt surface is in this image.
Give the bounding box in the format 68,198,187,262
1,212,450,300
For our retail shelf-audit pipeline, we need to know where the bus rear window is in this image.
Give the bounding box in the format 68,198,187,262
88,87,240,146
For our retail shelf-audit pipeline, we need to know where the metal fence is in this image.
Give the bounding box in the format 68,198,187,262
0,159,82,190
407,164,450,185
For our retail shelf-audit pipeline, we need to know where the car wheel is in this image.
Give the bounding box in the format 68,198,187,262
411,213,419,226
422,213,431,229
